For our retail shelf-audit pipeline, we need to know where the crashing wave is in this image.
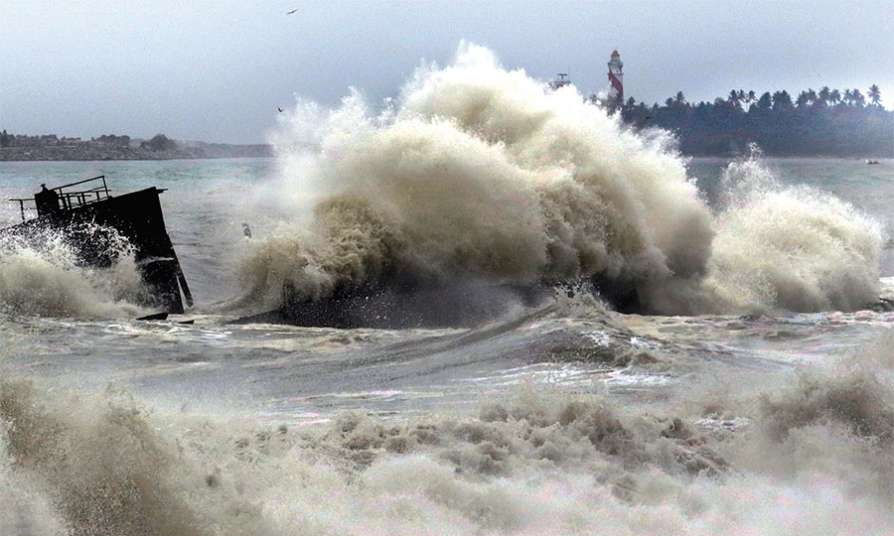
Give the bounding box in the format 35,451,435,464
236,43,881,321
0,225,144,319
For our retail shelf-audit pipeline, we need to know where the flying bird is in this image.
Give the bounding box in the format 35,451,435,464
277,107,284,113
286,8,299,14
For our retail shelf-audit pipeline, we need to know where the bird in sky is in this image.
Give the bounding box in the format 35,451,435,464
277,107,284,113
286,8,299,15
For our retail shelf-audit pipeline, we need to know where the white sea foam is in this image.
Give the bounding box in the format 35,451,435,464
1,352,892,536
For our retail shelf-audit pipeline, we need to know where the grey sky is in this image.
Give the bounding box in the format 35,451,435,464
1,0,891,144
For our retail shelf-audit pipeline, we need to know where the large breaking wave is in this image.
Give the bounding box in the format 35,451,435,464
238,42,881,316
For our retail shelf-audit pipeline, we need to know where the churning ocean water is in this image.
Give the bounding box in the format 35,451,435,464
2,45,894,535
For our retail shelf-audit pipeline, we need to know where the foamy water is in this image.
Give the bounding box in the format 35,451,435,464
2,43,894,535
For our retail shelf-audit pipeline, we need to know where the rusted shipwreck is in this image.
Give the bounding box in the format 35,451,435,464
3,176,192,313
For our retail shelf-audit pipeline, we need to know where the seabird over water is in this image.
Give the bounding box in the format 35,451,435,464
286,8,299,14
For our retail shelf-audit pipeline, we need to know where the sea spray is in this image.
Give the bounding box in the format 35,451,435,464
239,42,882,317
0,225,145,319
0,379,222,536
704,152,883,312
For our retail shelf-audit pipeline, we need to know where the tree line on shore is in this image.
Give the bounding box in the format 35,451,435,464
617,85,892,156
0,131,272,161
0,131,178,152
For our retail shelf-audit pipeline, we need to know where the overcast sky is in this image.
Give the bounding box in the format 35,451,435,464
1,0,891,144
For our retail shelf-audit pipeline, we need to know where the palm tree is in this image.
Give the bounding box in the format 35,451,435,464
772,90,793,111
842,89,854,106
818,86,831,106
806,88,818,107
829,89,842,106
674,91,687,107
868,84,882,107
796,91,810,108
728,89,740,108
852,89,866,107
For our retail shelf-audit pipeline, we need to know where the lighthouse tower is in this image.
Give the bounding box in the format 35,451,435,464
607,50,624,108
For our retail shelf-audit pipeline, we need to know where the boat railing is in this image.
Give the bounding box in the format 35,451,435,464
8,175,112,222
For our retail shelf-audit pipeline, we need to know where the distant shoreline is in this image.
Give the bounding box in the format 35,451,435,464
1,151,888,163
681,152,892,159
0,154,275,162
0,144,273,162
1,134,889,162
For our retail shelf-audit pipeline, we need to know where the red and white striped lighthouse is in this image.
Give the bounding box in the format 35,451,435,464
607,50,624,107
